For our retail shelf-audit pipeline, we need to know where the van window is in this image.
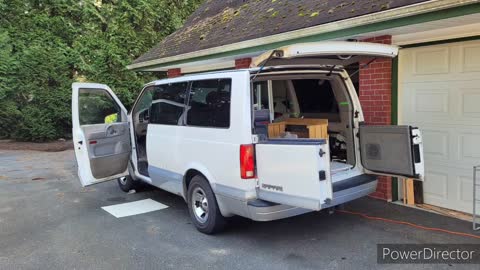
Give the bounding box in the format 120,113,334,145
252,81,269,110
187,79,231,128
150,82,188,125
134,87,154,115
78,88,121,125
292,79,339,114
132,86,154,124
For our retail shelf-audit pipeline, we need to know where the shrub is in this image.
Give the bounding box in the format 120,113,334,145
0,0,201,141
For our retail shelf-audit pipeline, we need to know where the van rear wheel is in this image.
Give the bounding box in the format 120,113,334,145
187,175,226,234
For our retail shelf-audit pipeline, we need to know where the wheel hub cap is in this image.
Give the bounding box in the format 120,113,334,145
192,187,209,224
119,177,127,185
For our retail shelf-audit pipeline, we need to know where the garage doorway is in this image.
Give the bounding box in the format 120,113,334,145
398,39,480,214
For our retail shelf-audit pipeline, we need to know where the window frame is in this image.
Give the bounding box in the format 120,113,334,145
148,81,189,126
291,79,340,115
78,88,124,125
132,82,190,127
130,83,154,115
131,85,155,123
184,78,232,129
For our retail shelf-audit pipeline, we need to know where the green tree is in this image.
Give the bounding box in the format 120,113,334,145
0,0,201,141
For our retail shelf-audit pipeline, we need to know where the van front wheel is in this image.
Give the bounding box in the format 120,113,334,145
117,175,137,192
187,175,226,234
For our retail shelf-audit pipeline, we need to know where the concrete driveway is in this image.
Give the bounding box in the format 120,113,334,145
0,150,478,270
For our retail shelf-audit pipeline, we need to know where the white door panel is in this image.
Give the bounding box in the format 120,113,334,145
399,40,480,213
359,125,424,180
72,83,130,187
256,141,332,210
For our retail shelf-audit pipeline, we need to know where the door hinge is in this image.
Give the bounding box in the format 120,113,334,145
319,148,326,157
319,170,326,181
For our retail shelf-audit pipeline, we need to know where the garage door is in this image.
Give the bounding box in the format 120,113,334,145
399,39,480,214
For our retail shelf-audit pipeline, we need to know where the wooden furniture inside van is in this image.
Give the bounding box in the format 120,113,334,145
267,118,328,139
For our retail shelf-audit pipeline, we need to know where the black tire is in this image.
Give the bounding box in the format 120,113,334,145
187,175,226,234
117,175,137,192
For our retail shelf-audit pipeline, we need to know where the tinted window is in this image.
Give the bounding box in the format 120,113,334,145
150,82,188,125
135,87,154,114
187,79,231,128
79,89,121,125
292,79,339,114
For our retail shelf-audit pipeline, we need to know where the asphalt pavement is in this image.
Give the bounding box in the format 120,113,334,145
0,150,478,270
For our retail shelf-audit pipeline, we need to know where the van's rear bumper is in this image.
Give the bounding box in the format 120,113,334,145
246,174,377,221
325,174,377,208
246,200,312,222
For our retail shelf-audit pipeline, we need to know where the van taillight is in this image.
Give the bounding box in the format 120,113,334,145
240,144,255,179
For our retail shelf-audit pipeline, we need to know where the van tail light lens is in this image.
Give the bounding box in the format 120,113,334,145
240,144,255,179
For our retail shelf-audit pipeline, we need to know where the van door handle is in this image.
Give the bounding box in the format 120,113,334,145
319,170,326,181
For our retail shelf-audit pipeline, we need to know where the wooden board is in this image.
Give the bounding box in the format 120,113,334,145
417,204,473,222
414,180,424,204
267,118,328,139
267,122,286,138
406,178,415,205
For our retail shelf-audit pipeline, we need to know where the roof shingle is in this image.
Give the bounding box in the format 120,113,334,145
132,0,429,65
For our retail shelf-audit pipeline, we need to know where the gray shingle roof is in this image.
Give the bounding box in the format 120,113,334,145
132,0,429,65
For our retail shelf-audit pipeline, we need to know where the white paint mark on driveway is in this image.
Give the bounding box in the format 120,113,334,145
102,199,168,218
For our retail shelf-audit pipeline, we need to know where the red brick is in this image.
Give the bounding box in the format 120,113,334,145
235,58,252,69
370,73,384,80
167,68,182,78
358,35,394,201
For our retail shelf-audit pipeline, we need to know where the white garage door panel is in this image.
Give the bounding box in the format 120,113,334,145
400,83,480,126
421,129,449,160
422,168,473,213
461,89,480,118
415,126,480,164
413,47,450,75
399,40,480,214
460,45,480,72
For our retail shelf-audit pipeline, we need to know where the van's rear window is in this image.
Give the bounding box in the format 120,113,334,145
292,79,339,114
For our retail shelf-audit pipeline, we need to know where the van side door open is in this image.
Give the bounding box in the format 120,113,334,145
359,125,424,180
255,140,332,210
72,83,131,187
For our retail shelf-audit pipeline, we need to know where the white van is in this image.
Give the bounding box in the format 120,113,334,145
72,41,424,234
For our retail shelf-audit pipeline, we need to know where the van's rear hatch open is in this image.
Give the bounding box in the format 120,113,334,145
251,41,424,212
252,41,399,68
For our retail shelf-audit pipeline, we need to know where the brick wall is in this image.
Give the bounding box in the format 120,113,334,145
235,58,252,69
359,35,393,201
167,68,182,78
